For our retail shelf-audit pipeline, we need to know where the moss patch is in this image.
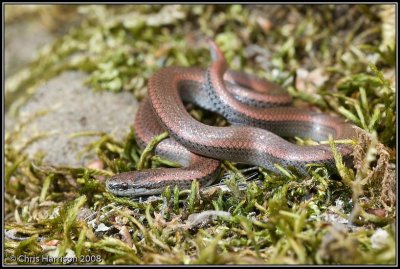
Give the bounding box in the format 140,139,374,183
5,5,396,265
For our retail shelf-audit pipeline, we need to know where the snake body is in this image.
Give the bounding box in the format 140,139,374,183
106,40,358,196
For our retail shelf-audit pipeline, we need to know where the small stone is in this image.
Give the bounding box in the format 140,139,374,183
95,223,111,232
371,229,389,250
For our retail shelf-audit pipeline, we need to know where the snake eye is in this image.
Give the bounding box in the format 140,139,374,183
120,182,129,190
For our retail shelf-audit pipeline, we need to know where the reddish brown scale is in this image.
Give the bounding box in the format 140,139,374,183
106,40,359,197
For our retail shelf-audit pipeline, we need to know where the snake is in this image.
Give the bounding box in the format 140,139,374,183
106,39,358,197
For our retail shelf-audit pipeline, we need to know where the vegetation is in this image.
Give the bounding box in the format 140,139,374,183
5,5,396,265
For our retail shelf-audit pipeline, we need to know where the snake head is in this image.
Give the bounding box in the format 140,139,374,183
105,174,133,196
106,171,162,197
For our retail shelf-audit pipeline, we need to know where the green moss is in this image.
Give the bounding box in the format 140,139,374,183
5,4,396,265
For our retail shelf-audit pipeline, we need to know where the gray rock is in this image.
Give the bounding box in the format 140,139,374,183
7,71,138,167
5,17,54,78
